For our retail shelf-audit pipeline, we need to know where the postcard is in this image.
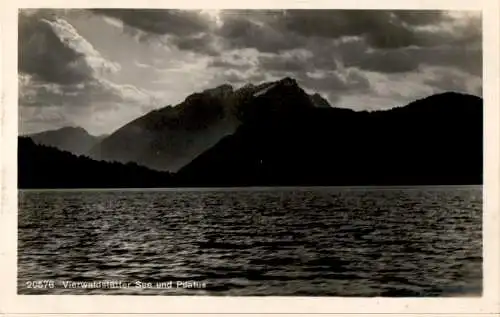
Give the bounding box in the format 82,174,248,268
1,0,499,315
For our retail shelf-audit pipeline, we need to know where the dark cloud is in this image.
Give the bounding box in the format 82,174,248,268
257,51,312,72
282,11,383,41
208,58,253,70
341,44,420,74
412,16,481,48
213,9,481,88
278,10,468,49
91,9,214,36
331,33,481,76
278,10,416,49
19,11,92,84
215,10,481,65
170,33,220,56
411,46,481,76
91,9,225,55
391,11,451,26
275,10,478,50
364,23,416,49
217,12,303,53
19,9,120,85
92,9,481,78
206,48,259,70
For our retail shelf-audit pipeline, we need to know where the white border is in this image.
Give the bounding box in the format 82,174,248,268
1,0,499,315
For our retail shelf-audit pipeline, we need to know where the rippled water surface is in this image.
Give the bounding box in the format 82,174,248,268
18,186,482,296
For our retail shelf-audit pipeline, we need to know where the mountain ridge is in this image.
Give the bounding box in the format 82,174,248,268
175,81,482,187
19,84,482,188
87,84,242,172
27,126,105,155
24,77,483,185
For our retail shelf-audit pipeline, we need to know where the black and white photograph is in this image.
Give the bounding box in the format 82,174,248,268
16,8,484,297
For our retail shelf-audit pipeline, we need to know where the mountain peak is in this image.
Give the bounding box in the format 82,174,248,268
392,91,483,113
31,126,90,136
60,126,88,134
277,77,299,87
203,84,234,98
27,126,100,156
241,83,255,89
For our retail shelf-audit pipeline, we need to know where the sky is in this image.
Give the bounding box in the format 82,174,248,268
18,9,482,135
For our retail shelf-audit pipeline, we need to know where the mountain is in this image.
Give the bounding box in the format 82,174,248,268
176,78,483,186
27,126,104,155
18,137,173,189
88,84,243,172
88,80,320,172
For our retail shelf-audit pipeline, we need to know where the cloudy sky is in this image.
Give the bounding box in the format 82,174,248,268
18,9,482,135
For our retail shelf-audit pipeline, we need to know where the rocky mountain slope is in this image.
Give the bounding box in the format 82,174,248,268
88,80,333,172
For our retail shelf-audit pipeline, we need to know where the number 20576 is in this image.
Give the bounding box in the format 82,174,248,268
25,280,55,288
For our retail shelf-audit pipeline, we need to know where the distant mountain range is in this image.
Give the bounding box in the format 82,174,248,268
26,126,107,155
18,77,483,188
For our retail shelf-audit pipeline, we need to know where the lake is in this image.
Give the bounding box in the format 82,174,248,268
18,186,482,296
